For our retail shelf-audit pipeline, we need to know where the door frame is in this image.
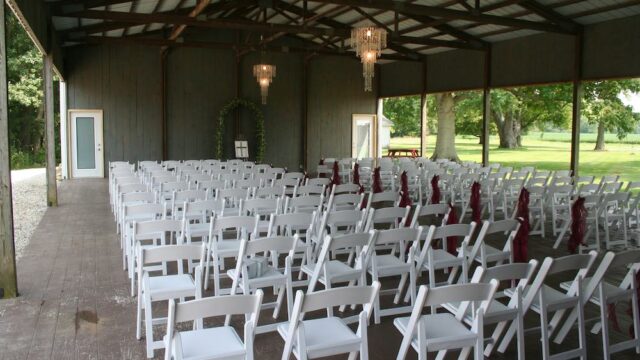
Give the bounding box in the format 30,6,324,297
351,114,378,159
67,109,104,178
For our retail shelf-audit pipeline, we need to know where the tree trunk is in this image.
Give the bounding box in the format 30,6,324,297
431,93,459,161
594,122,606,151
494,112,521,149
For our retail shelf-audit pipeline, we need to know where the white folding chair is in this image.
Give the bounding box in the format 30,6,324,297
368,227,422,324
445,261,538,359
130,218,183,295
279,283,381,360
303,232,375,316
502,252,597,360
164,291,263,360
363,206,410,232
136,244,205,358
326,193,365,212
466,219,519,269
228,236,298,334
412,223,477,295
204,215,259,294
409,203,451,228
284,195,324,214
395,281,499,360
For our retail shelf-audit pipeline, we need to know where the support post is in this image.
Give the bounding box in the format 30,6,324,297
481,47,492,166
302,57,309,171
570,32,583,176
420,60,427,158
160,48,168,161
0,1,18,298
59,81,68,179
44,54,57,207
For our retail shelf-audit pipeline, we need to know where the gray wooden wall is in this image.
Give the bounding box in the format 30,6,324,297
65,43,371,172
306,56,377,166
66,44,163,168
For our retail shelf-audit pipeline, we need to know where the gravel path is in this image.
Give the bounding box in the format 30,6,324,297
11,168,47,259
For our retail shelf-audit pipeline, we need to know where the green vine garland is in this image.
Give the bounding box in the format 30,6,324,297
216,98,266,162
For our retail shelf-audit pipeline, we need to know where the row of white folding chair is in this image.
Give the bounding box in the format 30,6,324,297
157,242,639,360
553,192,632,251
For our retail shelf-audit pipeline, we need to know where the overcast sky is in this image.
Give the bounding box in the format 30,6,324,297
621,92,640,112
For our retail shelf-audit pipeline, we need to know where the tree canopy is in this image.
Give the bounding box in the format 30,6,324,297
6,11,49,168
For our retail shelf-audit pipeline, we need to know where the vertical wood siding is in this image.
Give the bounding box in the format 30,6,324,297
306,56,377,167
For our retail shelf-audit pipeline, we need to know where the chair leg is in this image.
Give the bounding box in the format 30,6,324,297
144,297,155,359
394,274,408,304
540,307,551,360
136,294,143,340
213,257,221,296
273,285,285,319
484,321,506,357
600,301,610,360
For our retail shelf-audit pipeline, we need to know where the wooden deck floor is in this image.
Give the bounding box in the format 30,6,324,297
0,179,638,359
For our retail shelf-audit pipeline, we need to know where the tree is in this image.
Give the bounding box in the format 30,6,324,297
582,79,640,151
430,92,470,161
5,11,46,167
382,96,421,137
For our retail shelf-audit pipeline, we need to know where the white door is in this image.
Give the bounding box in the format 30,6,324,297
70,110,104,178
352,114,377,159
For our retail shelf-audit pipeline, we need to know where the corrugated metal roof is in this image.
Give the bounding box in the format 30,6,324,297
49,0,640,58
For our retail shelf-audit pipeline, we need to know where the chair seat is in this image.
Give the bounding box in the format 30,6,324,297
147,274,196,301
394,313,478,351
560,279,629,305
301,261,362,284
475,245,510,264
171,326,246,360
422,249,464,269
445,300,517,325
227,266,287,287
277,317,360,357
506,285,576,312
368,255,410,277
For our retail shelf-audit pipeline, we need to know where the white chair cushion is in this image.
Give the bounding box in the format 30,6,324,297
277,317,360,357
368,255,410,277
560,279,628,305
175,326,245,360
147,274,196,301
394,313,478,351
422,249,464,269
301,260,362,284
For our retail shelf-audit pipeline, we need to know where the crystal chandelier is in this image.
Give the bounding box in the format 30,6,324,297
253,63,276,104
350,26,387,91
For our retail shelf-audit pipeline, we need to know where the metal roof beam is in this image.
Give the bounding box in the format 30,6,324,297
309,0,577,34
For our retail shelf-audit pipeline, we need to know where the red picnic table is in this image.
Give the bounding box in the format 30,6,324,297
386,148,420,158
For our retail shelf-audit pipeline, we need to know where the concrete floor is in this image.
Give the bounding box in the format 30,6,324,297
0,178,639,359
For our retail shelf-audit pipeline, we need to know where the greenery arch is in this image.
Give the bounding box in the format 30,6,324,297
216,98,266,162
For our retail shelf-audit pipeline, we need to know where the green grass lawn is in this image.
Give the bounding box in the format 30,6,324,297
388,133,640,183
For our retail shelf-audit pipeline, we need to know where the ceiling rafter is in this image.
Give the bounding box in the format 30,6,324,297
168,0,211,41
64,9,351,37
75,34,420,61
309,0,577,34
518,0,581,33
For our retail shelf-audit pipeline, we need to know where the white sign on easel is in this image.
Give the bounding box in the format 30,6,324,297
235,141,249,159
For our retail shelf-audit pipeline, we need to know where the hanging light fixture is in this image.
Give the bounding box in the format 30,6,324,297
350,26,387,91
253,63,276,105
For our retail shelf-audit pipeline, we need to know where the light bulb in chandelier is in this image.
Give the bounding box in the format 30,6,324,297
253,63,276,104
350,26,387,92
